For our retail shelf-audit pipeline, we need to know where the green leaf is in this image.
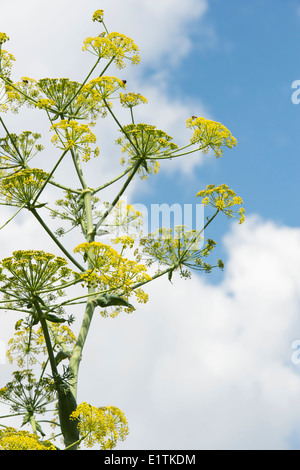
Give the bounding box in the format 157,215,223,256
21,412,31,427
94,293,133,309
55,350,71,365
43,313,66,323
35,421,46,437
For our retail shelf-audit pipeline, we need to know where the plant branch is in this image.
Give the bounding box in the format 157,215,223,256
30,208,85,272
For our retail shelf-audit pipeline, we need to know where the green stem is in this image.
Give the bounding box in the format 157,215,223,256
31,148,69,205
103,98,140,154
70,149,86,189
32,298,58,380
92,166,132,195
95,159,142,231
202,209,220,233
0,116,24,161
0,203,26,230
154,144,208,160
121,266,174,294
30,415,37,435
47,179,81,194
130,107,135,124
0,413,25,420
69,299,96,399
33,297,79,449
30,208,85,272
60,57,102,114
63,432,90,451
0,77,39,108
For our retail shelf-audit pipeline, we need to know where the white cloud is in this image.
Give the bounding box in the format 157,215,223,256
0,0,208,73
1,205,300,449
0,0,211,178
4,0,299,452
71,215,300,450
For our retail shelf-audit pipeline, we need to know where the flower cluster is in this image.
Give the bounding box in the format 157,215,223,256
4,77,101,121
140,226,220,276
70,402,129,449
4,77,37,113
0,49,15,79
50,191,101,237
0,370,56,427
0,168,49,206
35,97,56,109
119,92,148,108
186,116,237,158
0,81,9,113
92,10,104,23
80,76,126,115
0,131,44,172
82,32,140,69
50,120,99,162
0,33,9,45
36,78,87,118
99,200,144,239
0,250,71,308
0,427,56,450
6,326,46,367
73,241,151,316
6,322,76,367
196,183,245,223
116,123,178,178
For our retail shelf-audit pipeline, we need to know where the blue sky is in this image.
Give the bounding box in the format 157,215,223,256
1,0,300,451
133,0,300,277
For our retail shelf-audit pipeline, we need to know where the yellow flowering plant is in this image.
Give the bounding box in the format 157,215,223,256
0,10,244,450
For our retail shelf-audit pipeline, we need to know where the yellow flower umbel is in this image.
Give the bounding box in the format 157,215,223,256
73,241,151,316
5,77,39,112
119,92,148,108
1,168,49,206
186,117,237,158
4,77,105,121
70,402,129,449
92,10,104,23
0,49,15,79
140,226,219,277
0,33,13,80
0,427,56,450
51,120,99,162
0,131,44,172
80,76,126,116
82,32,140,69
0,370,56,435
0,33,9,45
36,78,81,113
0,250,71,310
6,322,76,368
116,123,178,179
36,78,100,120
196,183,245,223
